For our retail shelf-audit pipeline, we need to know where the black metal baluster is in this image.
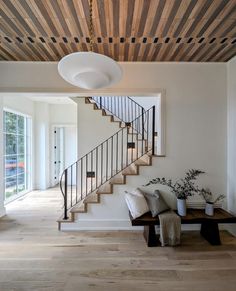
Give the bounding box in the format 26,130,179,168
106,140,108,180
111,136,113,177
96,147,98,189
116,132,118,173
76,161,78,203
86,154,88,196
100,96,102,109
152,106,155,155
147,110,149,152
126,126,129,166
70,166,73,207
91,151,93,192
121,129,124,170
81,158,83,200
64,169,68,219
131,121,134,162
101,143,103,184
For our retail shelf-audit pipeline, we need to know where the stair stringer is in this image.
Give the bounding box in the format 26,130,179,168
58,153,155,230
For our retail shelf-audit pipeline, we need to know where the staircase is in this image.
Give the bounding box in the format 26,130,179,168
58,96,156,229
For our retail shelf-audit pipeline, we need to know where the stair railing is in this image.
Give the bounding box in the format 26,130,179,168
91,96,145,123
60,106,155,220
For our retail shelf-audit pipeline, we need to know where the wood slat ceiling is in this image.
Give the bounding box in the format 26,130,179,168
0,0,235,62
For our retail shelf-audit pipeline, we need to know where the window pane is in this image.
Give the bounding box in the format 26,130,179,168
5,134,17,155
4,111,17,133
17,155,25,174
17,173,25,193
5,155,17,177
18,115,25,135
5,176,17,199
18,135,25,154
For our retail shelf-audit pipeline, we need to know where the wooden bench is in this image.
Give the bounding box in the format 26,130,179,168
130,208,236,247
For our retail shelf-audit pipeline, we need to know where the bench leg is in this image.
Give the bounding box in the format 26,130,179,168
200,221,221,245
143,225,158,247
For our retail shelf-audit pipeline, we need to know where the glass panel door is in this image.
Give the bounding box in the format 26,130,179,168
3,110,31,202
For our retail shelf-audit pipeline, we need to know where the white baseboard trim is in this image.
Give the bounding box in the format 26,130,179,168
61,219,143,231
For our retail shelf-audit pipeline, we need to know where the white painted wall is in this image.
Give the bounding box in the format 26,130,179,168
75,98,121,158
34,102,50,190
227,56,236,215
3,95,35,116
49,103,77,125
0,61,228,229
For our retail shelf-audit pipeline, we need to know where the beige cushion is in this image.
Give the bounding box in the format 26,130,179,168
125,190,149,219
142,189,170,217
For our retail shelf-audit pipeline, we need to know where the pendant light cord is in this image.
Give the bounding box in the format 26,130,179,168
89,0,94,52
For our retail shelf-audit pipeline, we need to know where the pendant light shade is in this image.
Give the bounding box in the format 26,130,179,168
58,52,122,90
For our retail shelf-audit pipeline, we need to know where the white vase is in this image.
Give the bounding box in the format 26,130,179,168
177,198,187,216
205,202,214,216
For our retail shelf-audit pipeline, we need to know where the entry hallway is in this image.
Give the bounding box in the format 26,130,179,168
0,188,236,291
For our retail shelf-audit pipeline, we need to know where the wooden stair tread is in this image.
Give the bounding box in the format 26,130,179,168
84,193,99,204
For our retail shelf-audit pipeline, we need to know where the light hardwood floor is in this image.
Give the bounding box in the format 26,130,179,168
1,188,236,291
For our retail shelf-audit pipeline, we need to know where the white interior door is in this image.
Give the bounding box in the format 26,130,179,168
53,127,65,185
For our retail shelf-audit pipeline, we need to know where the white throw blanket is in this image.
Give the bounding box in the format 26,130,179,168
158,210,181,246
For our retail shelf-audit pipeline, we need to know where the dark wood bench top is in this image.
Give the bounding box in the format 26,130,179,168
130,208,236,226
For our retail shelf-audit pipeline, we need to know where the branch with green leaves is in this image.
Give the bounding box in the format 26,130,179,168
144,169,205,200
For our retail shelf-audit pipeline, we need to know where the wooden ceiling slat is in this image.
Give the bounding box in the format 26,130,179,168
162,0,182,37
209,5,236,37
205,43,228,61
188,43,206,61
1,41,26,60
151,43,162,61
97,0,107,37
173,0,197,37
185,0,214,37
0,0,235,62
0,8,24,37
213,44,235,61
2,0,36,37
137,0,151,37
222,47,236,61
34,0,59,37
48,42,62,59
133,43,141,61
141,43,151,61
149,0,166,37
50,0,71,37
197,0,229,37
0,19,15,36
112,0,119,37
0,44,18,60
169,43,184,61
125,0,135,37
19,0,47,36
161,43,173,61
66,0,83,37
103,43,109,57
26,42,46,61
195,43,216,61
176,43,195,61
124,43,129,61
220,19,236,37
14,41,38,61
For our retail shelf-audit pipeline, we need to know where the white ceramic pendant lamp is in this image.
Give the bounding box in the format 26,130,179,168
58,0,122,90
